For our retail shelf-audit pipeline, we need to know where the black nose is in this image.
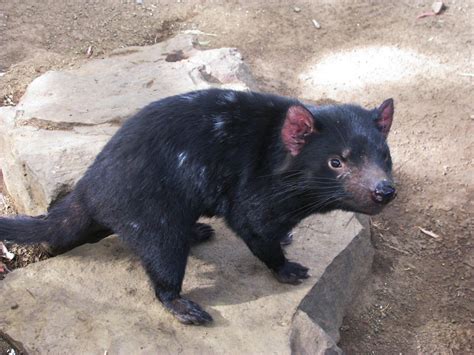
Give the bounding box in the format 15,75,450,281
372,180,396,204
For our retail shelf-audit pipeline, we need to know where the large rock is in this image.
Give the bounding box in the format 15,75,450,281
0,212,372,354
0,35,374,353
0,34,255,214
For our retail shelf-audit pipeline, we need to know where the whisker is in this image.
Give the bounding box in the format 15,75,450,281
287,196,342,220
277,192,348,220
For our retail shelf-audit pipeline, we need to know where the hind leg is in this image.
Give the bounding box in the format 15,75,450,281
190,223,215,245
120,224,213,325
44,221,113,256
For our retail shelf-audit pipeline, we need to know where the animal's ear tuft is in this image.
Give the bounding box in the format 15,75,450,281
375,98,394,138
281,105,315,156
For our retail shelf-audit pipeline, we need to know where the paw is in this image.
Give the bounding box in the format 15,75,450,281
191,223,215,245
280,232,293,246
274,261,310,285
163,297,213,325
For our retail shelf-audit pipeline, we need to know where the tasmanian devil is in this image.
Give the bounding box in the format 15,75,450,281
0,89,396,325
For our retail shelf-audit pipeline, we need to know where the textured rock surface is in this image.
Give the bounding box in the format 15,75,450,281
0,212,370,354
0,34,255,214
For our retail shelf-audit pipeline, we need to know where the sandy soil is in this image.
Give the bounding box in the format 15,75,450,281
0,0,472,353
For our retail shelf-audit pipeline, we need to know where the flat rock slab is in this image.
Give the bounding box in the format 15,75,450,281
0,34,255,214
0,212,371,354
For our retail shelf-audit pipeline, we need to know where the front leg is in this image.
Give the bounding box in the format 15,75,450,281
240,232,309,285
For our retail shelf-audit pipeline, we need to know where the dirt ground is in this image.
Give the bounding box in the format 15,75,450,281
0,0,472,353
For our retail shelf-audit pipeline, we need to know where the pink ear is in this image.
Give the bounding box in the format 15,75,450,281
375,98,394,138
281,105,315,156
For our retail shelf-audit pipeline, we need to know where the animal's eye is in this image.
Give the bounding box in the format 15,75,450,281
329,158,342,169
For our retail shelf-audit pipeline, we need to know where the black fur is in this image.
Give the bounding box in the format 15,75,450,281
0,89,396,325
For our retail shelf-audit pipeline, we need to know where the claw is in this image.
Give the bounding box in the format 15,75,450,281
280,232,294,246
163,297,213,325
274,261,310,285
191,223,215,245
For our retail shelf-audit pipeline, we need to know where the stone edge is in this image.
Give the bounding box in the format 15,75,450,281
290,214,373,354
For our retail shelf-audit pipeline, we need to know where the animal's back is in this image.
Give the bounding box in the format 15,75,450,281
79,89,294,228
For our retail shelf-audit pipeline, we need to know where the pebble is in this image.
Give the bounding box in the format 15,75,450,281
293,6,301,13
312,19,321,29
432,1,445,14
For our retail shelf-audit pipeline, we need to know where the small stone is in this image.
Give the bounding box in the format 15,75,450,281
431,1,445,14
293,6,301,13
311,19,321,29
1,242,15,260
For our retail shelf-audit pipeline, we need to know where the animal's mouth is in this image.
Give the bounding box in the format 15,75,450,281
340,173,397,215
341,200,386,215
339,190,396,215
357,204,387,216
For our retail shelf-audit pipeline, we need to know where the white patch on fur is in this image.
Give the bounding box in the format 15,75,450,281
177,151,187,167
130,222,140,231
213,115,225,131
180,92,199,101
197,166,207,188
222,91,238,103
199,166,207,175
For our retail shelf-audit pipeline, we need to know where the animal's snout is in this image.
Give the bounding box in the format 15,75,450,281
372,180,396,204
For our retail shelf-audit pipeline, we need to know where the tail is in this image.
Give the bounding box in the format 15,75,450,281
0,192,110,254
